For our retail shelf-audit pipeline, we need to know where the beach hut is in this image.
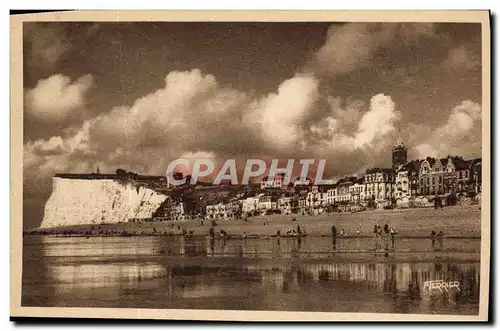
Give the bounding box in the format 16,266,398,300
396,197,410,208
414,196,422,207
422,196,431,207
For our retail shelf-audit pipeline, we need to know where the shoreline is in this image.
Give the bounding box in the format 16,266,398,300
24,233,481,240
33,251,481,264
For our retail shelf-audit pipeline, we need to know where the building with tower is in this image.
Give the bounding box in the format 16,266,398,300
392,137,408,170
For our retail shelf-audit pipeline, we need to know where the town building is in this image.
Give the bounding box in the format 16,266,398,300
258,194,273,211
336,176,357,203
297,196,308,215
349,178,365,203
364,168,395,205
455,158,472,193
442,156,459,194
395,160,421,198
470,158,482,193
205,202,237,219
327,185,337,205
260,173,286,189
305,185,331,213
240,196,260,214
277,197,294,214
418,158,433,195
154,197,186,220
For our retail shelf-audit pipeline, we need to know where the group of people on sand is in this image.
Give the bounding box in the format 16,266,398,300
330,225,348,250
208,227,228,239
431,230,445,250
373,223,397,250
275,224,307,238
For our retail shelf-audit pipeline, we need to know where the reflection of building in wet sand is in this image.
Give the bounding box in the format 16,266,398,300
256,263,479,296
48,261,167,303
50,262,167,287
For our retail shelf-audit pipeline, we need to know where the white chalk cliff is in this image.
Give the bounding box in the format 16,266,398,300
41,177,168,228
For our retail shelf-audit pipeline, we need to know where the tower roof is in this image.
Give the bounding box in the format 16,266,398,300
395,136,405,149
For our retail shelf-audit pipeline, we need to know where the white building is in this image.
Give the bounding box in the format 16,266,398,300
327,186,338,205
173,202,186,220
336,177,357,203
205,202,236,219
277,197,293,214
349,178,365,203
364,168,395,203
306,185,329,212
240,197,260,213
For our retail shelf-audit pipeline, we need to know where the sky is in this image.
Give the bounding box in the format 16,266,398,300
23,22,483,229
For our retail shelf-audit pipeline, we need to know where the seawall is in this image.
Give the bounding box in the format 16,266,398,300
40,177,168,228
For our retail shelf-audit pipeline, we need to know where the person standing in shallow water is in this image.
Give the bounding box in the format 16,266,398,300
431,230,436,250
390,226,396,249
331,224,337,250
437,231,444,250
373,224,379,250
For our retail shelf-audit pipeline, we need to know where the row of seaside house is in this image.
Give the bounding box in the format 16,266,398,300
146,154,482,221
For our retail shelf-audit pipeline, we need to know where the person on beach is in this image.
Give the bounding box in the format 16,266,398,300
332,225,337,249
431,230,436,250
390,226,396,249
383,227,390,253
277,230,281,237
297,225,302,236
209,226,215,239
373,224,379,250
437,231,444,250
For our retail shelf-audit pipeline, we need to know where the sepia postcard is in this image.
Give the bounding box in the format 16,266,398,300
10,10,490,322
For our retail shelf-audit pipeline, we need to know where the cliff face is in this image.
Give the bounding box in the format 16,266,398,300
40,177,168,228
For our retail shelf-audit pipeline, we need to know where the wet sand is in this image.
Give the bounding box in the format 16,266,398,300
22,235,481,314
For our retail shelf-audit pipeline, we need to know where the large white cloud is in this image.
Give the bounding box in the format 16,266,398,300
414,100,482,158
24,70,403,183
246,74,320,149
25,74,93,121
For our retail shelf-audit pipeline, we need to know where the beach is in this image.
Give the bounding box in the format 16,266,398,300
29,205,482,238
